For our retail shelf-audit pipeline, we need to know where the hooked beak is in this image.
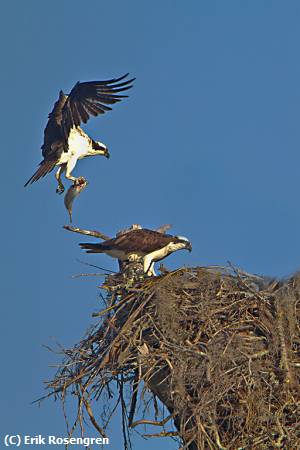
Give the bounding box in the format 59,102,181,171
94,141,110,158
186,242,192,252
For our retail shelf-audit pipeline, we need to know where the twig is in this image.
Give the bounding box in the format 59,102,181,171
75,259,116,274
81,395,108,439
63,225,110,240
156,224,172,234
143,431,178,438
130,414,174,429
128,370,139,427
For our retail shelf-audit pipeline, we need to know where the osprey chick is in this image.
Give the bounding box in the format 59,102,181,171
80,228,192,276
25,73,135,193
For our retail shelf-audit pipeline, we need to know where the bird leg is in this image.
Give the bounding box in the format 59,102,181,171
65,157,86,186
55,164,66,194
143,256,156,276
147,262,156,276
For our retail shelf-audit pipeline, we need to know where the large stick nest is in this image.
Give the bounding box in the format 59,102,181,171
46,266,300,449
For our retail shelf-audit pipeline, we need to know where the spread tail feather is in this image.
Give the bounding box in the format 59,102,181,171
79,243,105,253
24,159,56,187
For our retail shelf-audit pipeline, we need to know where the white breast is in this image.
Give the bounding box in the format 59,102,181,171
68,127,93,159
146,246,171,263
56,128,93,165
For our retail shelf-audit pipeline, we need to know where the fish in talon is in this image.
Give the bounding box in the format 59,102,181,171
64,179,88,223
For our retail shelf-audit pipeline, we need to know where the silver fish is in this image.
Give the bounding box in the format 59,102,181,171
64,177,88,223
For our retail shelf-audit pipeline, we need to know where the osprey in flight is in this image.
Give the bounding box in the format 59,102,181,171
80,228,192,276
25,73,135,193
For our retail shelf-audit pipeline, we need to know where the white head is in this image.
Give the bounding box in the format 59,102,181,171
169,236,192,252
91,140,110,158
176,236,190,242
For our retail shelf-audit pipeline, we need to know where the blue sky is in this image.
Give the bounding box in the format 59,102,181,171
1,1,300,449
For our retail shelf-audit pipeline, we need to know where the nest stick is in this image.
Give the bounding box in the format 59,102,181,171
63,225,110,240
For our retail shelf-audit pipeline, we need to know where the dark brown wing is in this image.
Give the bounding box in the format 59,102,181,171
24,159,57,186
42,91,67,157
61,73,135,144
80,229,174,255
79,243,106,253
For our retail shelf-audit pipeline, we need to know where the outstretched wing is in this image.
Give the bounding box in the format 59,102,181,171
61,73,135,144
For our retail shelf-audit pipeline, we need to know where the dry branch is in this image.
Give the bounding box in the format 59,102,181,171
63,225,110,240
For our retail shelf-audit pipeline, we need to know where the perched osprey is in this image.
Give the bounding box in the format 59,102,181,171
80,228,192,276
25,73,135,193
